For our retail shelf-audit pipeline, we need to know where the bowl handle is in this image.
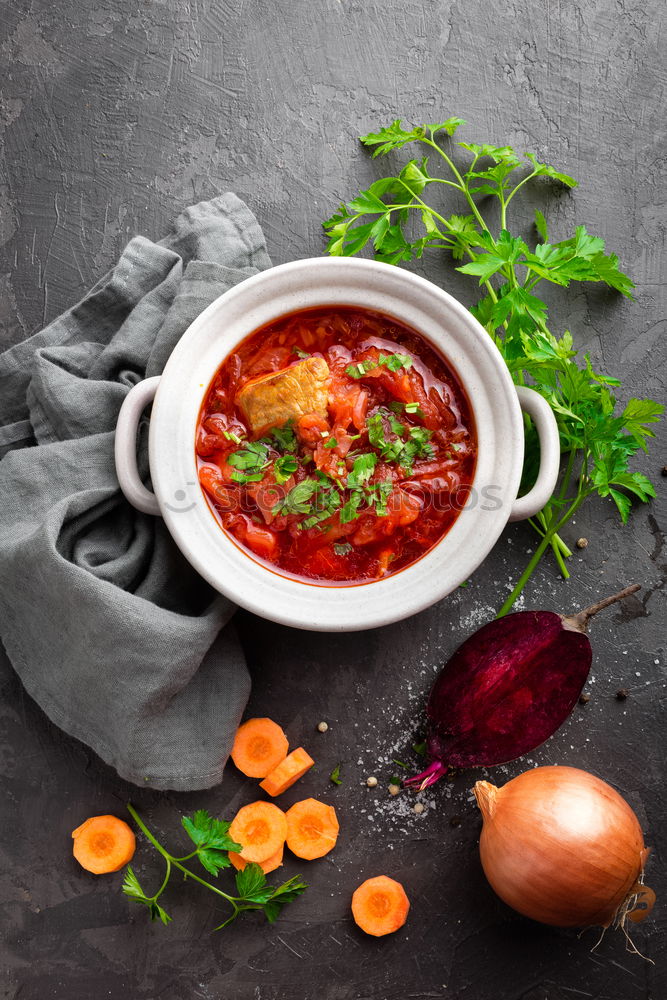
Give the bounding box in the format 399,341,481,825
509,386,561,523
114,376,162,515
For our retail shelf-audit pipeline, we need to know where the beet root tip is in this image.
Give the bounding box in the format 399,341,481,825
403,760,448,790
563,584,641,633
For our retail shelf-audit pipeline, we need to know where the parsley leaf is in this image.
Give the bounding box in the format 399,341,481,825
347,453,377,487
367,411,405,462
122,866,172,924
340,492,363,524
227,442,271,484
400,426,434,472
235,862,269,901
333,541,353,555
181,810,241,876
182,810,239,851
266,421,298,453
360,120,429,158
262,875,309,923
365,481,393,516
330,763,342,785
345,353,412,379
272,479,320,516
273,455,298,484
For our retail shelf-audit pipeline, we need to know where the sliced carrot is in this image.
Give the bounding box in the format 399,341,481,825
229,845,284,875
231,717,289,778
71,815,136,874
351,875,410,937
285,798,339,860
228,801,288,863
259,747,315,797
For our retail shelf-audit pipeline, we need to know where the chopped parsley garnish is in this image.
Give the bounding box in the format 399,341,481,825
231,471,264,483
333,542,353,555
271,476,341,527
345,352,413,380
388,413,406,437
301,485,341,529
263,421,297,453
365,481,393,516
400,426,435,472
272,479,319,516
232,394,433,530
273,455,298,485
347,453,377,487
340,491,363,523
389,400,425,419
329,763,342,785
367,409,430,467
227,441,271,484
404,401,423,415
221,429,244,444
292,346,310,359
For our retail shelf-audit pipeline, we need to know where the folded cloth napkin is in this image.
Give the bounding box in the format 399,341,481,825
0,194,272,790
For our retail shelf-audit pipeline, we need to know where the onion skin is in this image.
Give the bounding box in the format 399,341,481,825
475,766,651,928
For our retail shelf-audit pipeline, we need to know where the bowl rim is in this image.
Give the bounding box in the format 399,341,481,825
149,256,524,631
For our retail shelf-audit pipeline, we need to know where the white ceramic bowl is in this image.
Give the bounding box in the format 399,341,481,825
115,257,559,631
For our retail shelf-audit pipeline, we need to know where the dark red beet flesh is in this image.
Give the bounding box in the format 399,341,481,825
405,586,640,790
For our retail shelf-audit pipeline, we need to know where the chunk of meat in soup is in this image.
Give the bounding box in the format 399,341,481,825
236,356,331,436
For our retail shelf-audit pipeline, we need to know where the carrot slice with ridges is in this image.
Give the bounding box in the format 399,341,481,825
231,718,289,778
71,815,136,874
259,748,315,797
285,798,339,860
228,801,287,863
228,845,284,875
351,875,410,936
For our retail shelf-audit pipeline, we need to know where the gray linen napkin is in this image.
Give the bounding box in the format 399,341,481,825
0,194,272,791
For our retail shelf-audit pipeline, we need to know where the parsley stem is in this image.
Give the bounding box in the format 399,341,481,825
530,512,572,559
389,183,503,331
558,447,577,503
498,493,587,616
421,137,492,238
424,176,464,191
213,904,259,932
504,170,539,208
528,512,572,577
154,856,171,903
126,803,239,913
552,538,571,578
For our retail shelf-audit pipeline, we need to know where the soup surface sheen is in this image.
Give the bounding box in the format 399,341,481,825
196,306,477,584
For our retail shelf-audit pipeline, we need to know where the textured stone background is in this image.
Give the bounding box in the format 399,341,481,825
1,1,665,998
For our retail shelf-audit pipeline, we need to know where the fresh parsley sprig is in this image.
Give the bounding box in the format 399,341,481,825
323,117,663,613
122,804,307,930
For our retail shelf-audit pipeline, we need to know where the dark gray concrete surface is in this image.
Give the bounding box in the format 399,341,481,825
1,1,665,998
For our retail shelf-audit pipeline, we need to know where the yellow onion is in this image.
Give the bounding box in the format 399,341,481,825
474,766,655,928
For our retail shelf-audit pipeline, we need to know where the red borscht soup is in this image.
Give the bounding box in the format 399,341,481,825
196,307,477,584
